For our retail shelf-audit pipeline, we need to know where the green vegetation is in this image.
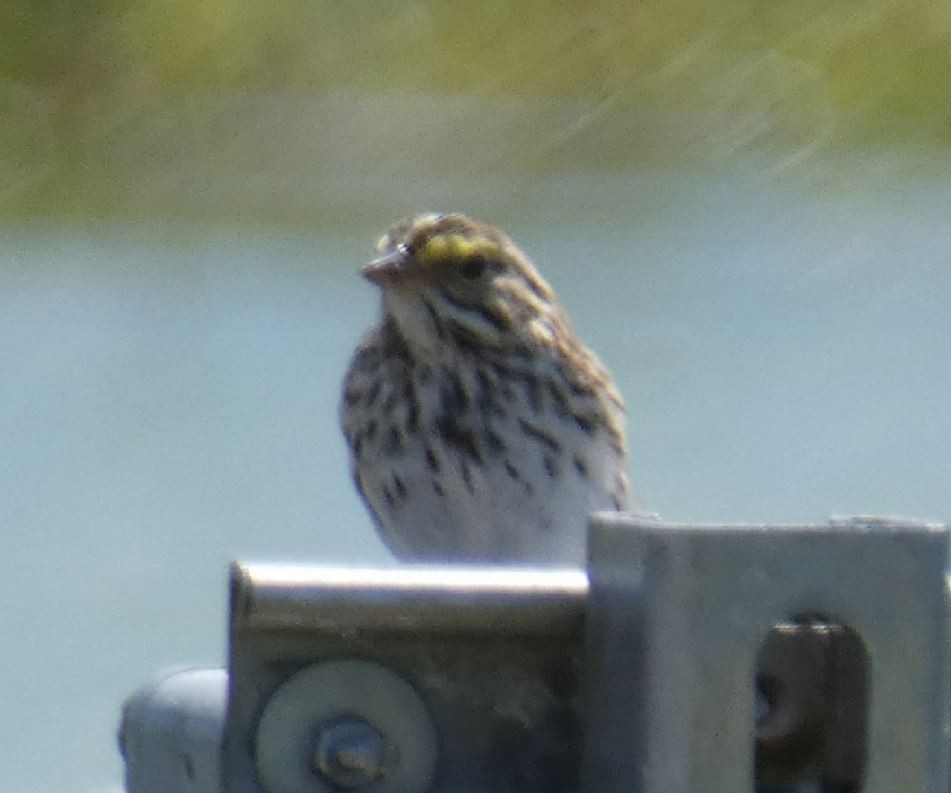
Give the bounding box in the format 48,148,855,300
2,0,949,219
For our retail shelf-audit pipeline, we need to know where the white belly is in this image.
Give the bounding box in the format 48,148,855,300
355,381,626,564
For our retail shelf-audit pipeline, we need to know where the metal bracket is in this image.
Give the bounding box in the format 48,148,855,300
121,516,951,793
583,515,951,793
224,565,587,793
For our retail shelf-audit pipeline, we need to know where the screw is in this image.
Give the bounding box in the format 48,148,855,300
314,715,391,789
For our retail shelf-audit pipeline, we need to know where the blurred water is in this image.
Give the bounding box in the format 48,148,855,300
3,164,951,792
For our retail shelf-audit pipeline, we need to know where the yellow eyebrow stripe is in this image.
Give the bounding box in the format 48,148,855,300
418,234,498,264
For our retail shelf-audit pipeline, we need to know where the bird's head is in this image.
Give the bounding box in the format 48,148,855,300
362,213,562,355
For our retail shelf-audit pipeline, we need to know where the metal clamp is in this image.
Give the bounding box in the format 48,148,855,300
224,565,587,793
582,515,951,793
120,516,951,793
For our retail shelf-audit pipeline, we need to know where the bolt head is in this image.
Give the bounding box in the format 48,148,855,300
314,715,393,789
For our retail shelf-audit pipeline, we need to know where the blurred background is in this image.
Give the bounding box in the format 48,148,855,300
3,1,950,790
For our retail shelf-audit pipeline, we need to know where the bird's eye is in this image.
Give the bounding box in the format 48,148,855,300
460,255,487,280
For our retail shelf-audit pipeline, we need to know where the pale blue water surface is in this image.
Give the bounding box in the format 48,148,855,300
3,165,951,791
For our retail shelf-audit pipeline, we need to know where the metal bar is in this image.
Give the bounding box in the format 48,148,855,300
231,562,587,635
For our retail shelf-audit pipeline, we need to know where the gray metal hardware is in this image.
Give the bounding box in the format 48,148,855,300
252,658,436,793
119,666,227,793
225,565,587,793
312,713,391,789
119,516,951,793
583,515,951,793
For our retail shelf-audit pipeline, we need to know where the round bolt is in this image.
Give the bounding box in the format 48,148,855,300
256,661,436,793
314,715,391,789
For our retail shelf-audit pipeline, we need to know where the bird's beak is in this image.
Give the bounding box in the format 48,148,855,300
360,245,416,286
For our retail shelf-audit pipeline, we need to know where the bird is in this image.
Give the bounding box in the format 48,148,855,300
340,212,629,564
